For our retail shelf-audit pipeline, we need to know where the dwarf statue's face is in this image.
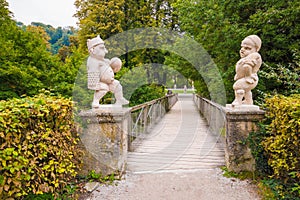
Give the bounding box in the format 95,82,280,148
239,38,257,58
92,44,108,60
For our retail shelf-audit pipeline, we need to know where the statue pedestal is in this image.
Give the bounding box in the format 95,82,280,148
226,104,259,111
78,107,131,177
223,105,265,172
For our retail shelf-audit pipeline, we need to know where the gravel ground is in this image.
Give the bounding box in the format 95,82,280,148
82,168,261,200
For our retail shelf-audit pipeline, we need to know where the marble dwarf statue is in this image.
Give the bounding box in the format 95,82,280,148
87,35,129,108
232,35,262,106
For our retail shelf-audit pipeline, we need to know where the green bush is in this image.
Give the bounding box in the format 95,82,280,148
0,92,82,198
262,94,300,181
250,94,300,199
129,83,166,106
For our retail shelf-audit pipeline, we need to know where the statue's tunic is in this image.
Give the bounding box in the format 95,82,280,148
87,57,115,91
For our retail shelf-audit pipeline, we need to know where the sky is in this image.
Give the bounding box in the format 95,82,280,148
6,0,78,28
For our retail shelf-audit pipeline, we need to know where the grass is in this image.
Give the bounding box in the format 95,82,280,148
220,166,257,181
167,88,195,94
21,171,118,200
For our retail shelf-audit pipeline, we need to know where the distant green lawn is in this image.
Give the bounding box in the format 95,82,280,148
167,88,195,94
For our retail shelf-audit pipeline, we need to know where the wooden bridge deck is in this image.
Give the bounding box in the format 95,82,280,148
127,94,225,173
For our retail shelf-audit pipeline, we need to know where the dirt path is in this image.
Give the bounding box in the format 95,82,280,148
87,168,260,200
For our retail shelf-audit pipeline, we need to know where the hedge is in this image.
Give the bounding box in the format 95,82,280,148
0,92,82,198
250,94,300,198
262,94,300,181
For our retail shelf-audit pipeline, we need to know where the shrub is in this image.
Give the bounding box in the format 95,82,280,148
0,92,82,198
129,83,166,106
262,94,300,181
249,94,300,199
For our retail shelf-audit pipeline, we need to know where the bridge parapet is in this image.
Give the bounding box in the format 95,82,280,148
193,94,265,173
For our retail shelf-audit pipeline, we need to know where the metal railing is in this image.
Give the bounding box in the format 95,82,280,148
128,94,178,151
193,94,226,141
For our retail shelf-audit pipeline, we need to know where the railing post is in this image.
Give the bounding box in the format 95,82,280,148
143,105,149,134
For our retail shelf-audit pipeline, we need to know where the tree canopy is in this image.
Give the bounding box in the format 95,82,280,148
0,1,82,99
0,0,299,102
171,0,300,101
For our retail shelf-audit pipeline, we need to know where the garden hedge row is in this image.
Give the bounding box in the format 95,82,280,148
250,94,300,198
263,94,300,182
0,93,82,198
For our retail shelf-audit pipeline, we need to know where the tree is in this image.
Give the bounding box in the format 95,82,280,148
29,22,76,54
0,0,81,99
172,0,300,102
74,0,179,94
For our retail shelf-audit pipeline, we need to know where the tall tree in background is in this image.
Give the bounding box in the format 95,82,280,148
74,0,178,47
0,1,53,98
0,0,82,99
172,0,300,102
74,0,178,85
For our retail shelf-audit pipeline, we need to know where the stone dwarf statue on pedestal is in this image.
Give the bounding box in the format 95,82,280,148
87,35,129,108
231,35,262,106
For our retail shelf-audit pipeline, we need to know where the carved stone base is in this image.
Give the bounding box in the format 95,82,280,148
78,107,131,177
223,106,265,173
226,104,259,111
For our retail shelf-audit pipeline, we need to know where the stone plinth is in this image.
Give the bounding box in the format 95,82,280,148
78,107,131,176
223,105,265,173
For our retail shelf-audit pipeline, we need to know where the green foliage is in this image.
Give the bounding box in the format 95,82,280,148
74,0,177,75
29,22,76,55
0,92,82,199
249,94,300,199
0,3,83,100
248,124,274,176
221,166,255,181
262,95,300,180
0,14,56,99
259,178,300,200
74,0,177,49
258,54,300,97
129,84,166,106
173,0,300,103
23,193,55,200
86,170,116,184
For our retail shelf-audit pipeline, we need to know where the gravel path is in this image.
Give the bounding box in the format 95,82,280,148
86,168,261,200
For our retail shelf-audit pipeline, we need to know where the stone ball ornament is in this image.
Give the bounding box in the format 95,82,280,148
110,57,122,73
99,65,115,84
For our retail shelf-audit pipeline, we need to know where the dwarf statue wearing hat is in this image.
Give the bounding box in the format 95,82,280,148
232,35,262,106
86,35,129,108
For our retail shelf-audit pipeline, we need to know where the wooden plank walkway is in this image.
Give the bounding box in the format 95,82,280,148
127,94,225,173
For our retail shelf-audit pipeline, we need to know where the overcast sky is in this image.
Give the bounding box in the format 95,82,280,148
6,0,78,28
